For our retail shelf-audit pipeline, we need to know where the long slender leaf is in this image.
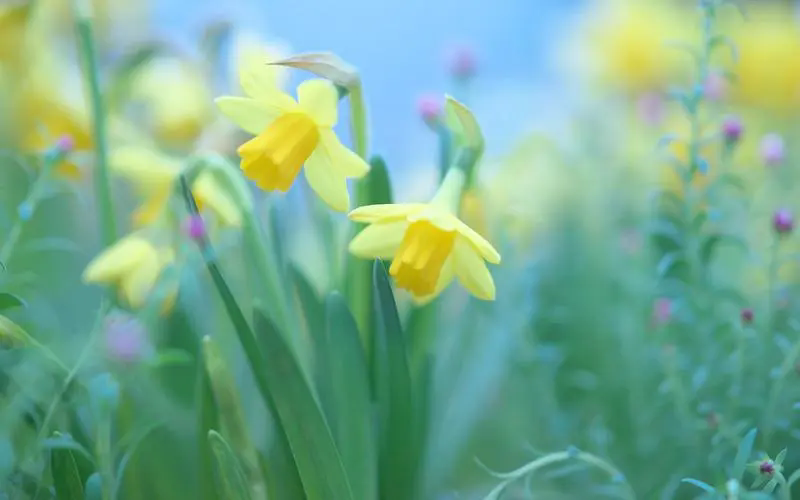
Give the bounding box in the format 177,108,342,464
253,309,355,500
325,292,378,500
51,444,84,500
372,260,418,500
733,428,757,482
198,356,221,500
208,430,252,500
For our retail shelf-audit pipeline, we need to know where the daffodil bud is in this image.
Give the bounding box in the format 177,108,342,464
444,95,484,154
271,51,360,89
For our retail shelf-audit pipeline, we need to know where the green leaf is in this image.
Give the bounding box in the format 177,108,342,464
733,428,757,482
198,358,221,500
0,292,25,311
324,292,378,500
253,309,355,500
51,441,84,500
289,264,329,409
372,260,418,500
701,234,747,266
42,435,95,465
83,473,102,500
208,430,252,500
680,478,717,493
774,448,787,466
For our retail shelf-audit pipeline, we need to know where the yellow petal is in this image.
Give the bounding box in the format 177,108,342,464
297,79,338,127
452,238,496,300
192,172,242,226
83,236,153,284
409,206,460,231
304,145,350,212
411,257,456,305
454,219,501,264
132,190,171,227
235,36,290,100
348,203,426,223
110,146,179,191
215,96,295,135
319,129,369,178
119,250,162,309
348,220,408,258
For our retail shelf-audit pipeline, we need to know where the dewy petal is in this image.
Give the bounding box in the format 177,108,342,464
304,145,350,212
319,129,369,178
119,250,163,309
215,96,295,135
348,220,408,258
192,172,242,226
297,79,338,127
452,237,496,300
348,203,426,223
411,257,456,305
82,236,153,284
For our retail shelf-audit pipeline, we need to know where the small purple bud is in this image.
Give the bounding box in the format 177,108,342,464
636,92,665,126
759,460,775,476
704,72,728,101
416,94,442,124
185,214,207,241
55,135,74,155
774,209,794,235
652,298,672,327
104,312,149,364
761,133,785,166
721,115,743,143
447,45,477,80
741,308,754,325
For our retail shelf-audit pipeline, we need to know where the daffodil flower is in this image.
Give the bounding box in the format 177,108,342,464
111,146,241,227
348,168,500,303
83,234,175,309
216,76,369,212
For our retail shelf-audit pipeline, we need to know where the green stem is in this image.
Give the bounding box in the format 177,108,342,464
97,417,114,500
348,82,369,160
73,0,117,246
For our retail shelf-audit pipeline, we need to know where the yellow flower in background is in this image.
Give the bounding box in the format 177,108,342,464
111,146,242,227
579,0,691,93
130,57,213,148
349,169,500,303
83,234,175,309
230,31,290,96
0,2,32,67
727,5,800,113
216,77,369,211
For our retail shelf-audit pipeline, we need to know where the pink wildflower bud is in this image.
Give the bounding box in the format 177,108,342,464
704,72,728,101
104,312,149,364
636,92,664,126
761,133,785,166
740,308,753,325
652,298,672,327
773,209,794,235
448,45,477,80
416,94,442,124
185,214,207,241
55,135,74,155
721,115,743,144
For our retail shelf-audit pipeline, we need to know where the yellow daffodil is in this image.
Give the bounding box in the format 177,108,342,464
83,234,175,309
348,168,500,303
0,2,31,67
111,146,242,227
130,57,213,148
216,76,369,212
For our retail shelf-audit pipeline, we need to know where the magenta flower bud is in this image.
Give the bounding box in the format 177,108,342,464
774,209,794,235
704,72,727,101
721,115,743,143
652,298,672,326
185,214,206,241
104,312,149,364
761,133,785,166
448,45,477,80
740,308,754,325
416,94,442,124
55,135,74,155
759,460,775,476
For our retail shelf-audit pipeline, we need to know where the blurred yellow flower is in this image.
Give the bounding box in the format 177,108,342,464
83,234,175,309
727,5,800,113
111,146,242,227
349,169,500,303
230,31,290,95
0,2,31,66
216,77,369,211
130,57,213,148
459,188,488,238
579,0,691,93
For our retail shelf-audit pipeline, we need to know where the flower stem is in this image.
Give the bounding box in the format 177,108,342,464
73,0,117,246
348,82,369,160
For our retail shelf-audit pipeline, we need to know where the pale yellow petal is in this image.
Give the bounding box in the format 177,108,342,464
236,36,289,100
119,251,162,309
304,146,350,212
110,146,178,191
215,96,295,135
82,236,152,284
297,79,338,127
319,129,370,178
452,238,496,300
409,206,460,231
348,203,426,223
348,220,408,258
411,257,456,305
192,172,242,226
132,190,171,227
454,219,501,264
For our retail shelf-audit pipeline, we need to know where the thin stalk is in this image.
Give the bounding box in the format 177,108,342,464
96,417,114,500
73,0,117,246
